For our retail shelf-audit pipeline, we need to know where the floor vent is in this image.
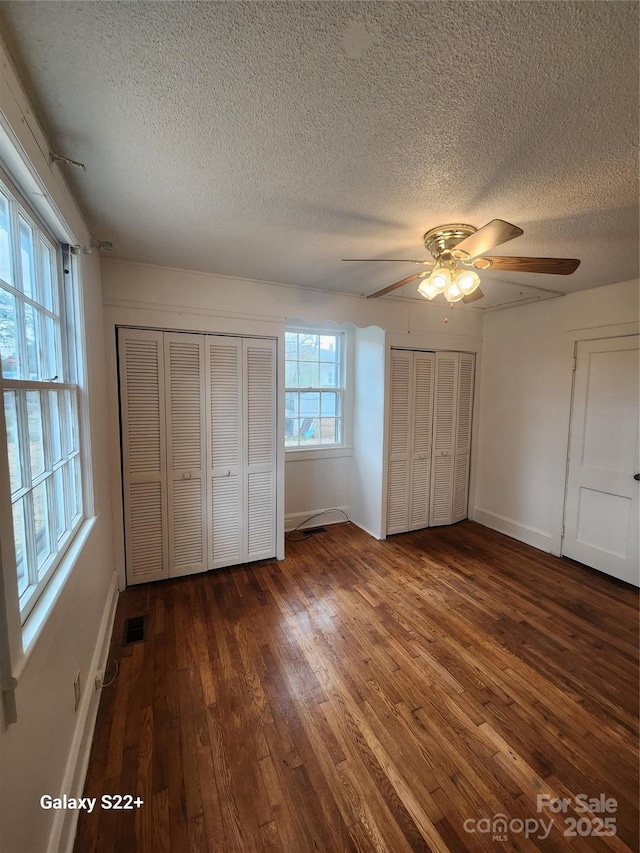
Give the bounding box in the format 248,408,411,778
123,615,146,646
304,526,327,535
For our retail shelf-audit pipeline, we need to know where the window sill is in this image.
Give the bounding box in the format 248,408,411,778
285,446,353,461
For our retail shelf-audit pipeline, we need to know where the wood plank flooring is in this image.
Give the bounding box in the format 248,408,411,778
75,521,639,852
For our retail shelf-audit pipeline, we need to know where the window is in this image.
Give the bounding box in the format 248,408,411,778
285,329,343,448
0,180,83,623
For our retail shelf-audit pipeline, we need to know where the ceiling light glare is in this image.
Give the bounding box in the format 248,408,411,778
455,269,481,295
444,279,465,302
417,276,439,299
427,267,451,293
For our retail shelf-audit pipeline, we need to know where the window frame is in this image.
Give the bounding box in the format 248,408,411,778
284,326,346,452
0,173,85,625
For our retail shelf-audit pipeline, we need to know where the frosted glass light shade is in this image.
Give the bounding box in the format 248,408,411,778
427,267,451,293
444,280,465,302
455,269,481,295
417,277,439,299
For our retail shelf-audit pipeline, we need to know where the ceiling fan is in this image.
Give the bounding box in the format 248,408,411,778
343,220,580,303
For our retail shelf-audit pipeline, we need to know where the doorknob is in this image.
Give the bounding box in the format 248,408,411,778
634,473,640,481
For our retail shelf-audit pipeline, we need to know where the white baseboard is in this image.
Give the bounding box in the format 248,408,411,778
471,507,553,553
285,506,351,532
50,570,119,853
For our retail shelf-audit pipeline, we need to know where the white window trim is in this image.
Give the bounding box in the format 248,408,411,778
0,131,93,718
284,324,352,453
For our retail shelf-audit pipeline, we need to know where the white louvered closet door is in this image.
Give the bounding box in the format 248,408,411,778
430,353,458,526
452,354,475,523
207,337,243,568
244,339,276,561
164,333,207,577
387,350,412,534
429,352,475,526
410,352,435,530
118,329,169,584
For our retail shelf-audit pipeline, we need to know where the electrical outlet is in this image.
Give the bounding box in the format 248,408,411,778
73,670,81,711
95,670,104,691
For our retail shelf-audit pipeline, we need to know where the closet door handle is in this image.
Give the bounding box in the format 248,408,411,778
182,472,191,480
634,473,640,481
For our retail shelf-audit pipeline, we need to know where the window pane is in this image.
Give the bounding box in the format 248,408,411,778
13,498,28,596
285,361,298,387
49,390,63,464
53,467,66,541
319,362,338,387
298,334,319,361
33,480,52,575
298,361,319,387
42,314,61,380
320,392,338,417
4,391,22,493
285,332,298,360
284,418,297,445
66,456,81,522
19,218,35,298
24,302,40,379
0,287,20,378
0,193,12,285
299,392,320,417
39,240,55,311
285,391,298,417
26,391,45,478
319,335,338,362
320,418,339,444
67,390,79,454
299,418,319,444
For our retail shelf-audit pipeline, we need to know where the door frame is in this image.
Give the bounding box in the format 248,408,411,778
561,322,639,568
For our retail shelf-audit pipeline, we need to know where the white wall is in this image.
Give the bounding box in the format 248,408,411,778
472,279,639,555
0,37,116,853
351,326,387,537
102,259,483,564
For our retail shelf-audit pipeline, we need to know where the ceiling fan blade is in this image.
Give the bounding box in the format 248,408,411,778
476,256,580,275
366,271,429,298
342,258,433,264
462,287,484,304
452,219,523,260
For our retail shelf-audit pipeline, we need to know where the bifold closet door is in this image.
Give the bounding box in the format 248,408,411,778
207,337,243,568
430,352,475,526
119,328,168,584
164,333,207,577
244,339,277,561
387,349,435,534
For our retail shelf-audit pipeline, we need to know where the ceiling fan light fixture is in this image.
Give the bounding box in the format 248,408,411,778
455,269,481,295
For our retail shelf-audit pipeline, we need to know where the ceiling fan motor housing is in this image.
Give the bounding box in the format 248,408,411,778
423,224,477,261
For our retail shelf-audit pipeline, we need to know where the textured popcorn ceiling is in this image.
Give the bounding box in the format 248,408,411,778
0,1,638,309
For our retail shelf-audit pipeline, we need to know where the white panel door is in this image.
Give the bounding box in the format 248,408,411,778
118,328,168,584
387,350,412,534
452,353,475,523
244,339,276,561
410,351,435,530
563,336,639,585
164,333,207,577
430,352,457,526
207,336,243,568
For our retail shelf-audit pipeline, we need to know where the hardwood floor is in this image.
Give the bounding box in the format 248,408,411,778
75,521,639,852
